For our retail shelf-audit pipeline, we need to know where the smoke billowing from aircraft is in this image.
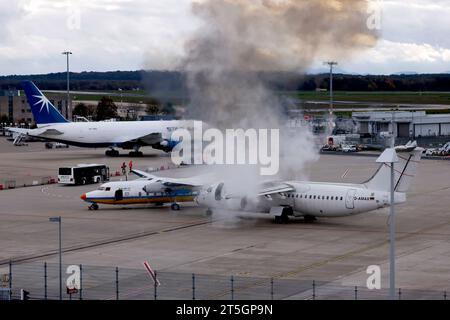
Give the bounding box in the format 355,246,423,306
179,0,379,223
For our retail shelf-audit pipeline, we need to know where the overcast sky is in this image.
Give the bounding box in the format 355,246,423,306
0,0,449,75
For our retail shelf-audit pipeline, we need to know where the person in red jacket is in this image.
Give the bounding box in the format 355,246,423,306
128,160,133,173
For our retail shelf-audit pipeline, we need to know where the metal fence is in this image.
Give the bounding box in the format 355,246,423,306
0,261,447,300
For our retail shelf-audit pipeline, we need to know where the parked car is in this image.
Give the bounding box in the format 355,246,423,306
45,142,69,149
341,144,357,153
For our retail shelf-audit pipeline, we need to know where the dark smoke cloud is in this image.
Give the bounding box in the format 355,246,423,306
183,0,378,128
180,0,379,192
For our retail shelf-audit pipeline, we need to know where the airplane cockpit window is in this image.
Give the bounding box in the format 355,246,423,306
98,187,105,191
105,187,111,191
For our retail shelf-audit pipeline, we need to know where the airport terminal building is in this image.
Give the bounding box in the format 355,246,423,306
352,111,450,138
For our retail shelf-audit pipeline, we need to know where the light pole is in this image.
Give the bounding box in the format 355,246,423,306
62,51,72,120
376,148,399,300
49,216,62,300
324,61,338,117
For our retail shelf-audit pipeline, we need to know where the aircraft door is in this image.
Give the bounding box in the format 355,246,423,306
345,189,357,209
115,189,123,201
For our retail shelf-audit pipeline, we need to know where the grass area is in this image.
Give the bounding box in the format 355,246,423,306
282,91,450,105
71,94,148,104
40,89,450,107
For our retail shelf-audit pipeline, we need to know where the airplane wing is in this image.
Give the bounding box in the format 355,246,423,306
220,181,296,199
258,183,296,196
132,132,162,145
132,169,215,187
159,174,215,187
130,169,159,179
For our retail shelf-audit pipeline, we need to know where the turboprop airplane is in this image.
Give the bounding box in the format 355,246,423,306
7,81,191,156
80,169,212,210
195,144,423,223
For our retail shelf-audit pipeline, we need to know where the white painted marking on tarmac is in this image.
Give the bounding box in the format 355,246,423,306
341,168,350,179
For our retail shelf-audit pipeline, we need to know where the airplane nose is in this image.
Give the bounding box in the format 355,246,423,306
80,193,87,201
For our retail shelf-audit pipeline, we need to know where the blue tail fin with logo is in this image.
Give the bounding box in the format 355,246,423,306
21,81,69,126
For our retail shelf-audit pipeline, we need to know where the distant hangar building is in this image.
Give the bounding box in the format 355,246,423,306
352,111,450,138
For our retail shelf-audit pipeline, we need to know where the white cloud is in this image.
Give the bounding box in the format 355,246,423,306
0,0,197,74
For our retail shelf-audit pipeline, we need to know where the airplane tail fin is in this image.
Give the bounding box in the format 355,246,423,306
364,143,423,193
21,81,69,126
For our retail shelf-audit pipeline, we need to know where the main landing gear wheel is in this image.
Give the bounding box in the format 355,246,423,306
89,203,99,211
105,149,120,157
205,208,213,216
129,151,143,157
171,203,180,211
303,215,317,223
274,213,289,224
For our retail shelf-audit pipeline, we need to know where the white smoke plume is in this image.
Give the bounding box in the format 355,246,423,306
180,0,379,220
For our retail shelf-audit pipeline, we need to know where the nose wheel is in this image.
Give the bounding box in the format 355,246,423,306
171,203,180,211
88,203,99,210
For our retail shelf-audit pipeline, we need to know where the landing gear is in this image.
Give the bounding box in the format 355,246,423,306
88,203,99,211
205,208,213,216
303,215,317,223
105,149,119,157
274,213,289,224
171,203,180,211
129,151,143,157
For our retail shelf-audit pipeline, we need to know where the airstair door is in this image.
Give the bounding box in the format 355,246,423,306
115,189,123,201
345,189,357,209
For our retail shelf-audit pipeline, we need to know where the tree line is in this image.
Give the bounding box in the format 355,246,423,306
1,70,450,92
73,96,175,121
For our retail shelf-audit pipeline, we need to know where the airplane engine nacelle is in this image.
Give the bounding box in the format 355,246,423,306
142,182,164,194
196,182,260,212
152,139,180,153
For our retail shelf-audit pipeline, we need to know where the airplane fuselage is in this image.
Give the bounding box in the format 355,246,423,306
27,120,192,149
82,180,199,206
196,181,406,218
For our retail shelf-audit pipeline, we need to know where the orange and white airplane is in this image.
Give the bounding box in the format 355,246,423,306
81,169,212,211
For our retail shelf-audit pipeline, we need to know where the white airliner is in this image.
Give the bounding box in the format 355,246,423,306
81,169,213,210
195,144,423,223
8,81,192,156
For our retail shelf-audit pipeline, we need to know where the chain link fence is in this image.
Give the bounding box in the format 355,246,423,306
0,261,447,300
